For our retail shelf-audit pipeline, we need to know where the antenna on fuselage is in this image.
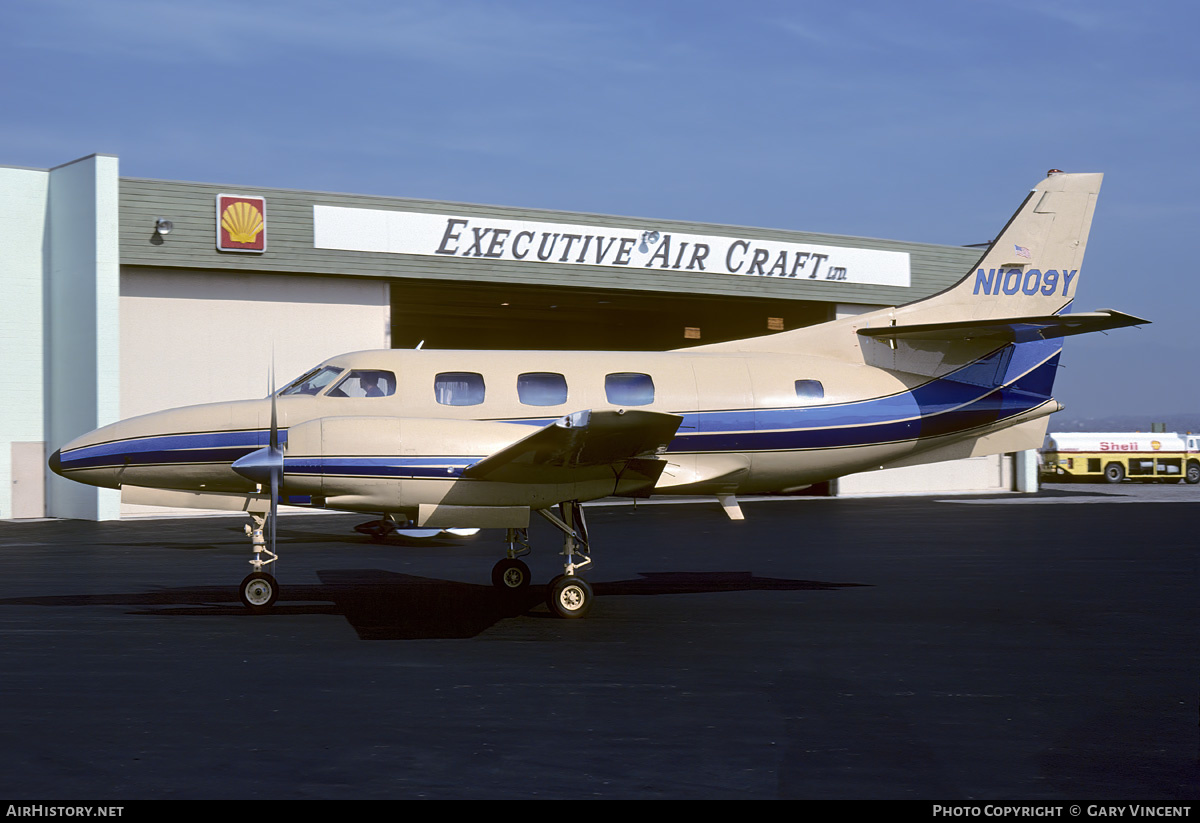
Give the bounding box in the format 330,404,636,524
415,341,425,350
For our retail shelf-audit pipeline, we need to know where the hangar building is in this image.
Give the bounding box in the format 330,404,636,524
1,154,1033,521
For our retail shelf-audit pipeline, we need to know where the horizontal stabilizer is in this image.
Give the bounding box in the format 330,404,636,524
857,309,1148,343
463,409,683,482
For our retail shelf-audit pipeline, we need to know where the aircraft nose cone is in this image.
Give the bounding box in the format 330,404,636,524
232,445,283,485
48,449,63,477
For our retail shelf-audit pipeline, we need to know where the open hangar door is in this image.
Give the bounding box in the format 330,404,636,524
389,280,831,352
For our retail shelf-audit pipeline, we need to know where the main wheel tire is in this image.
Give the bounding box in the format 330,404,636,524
491,558,531,592
240,572,279,612
547,576,592,619
1104,463,1125,484
1187,462,1200,485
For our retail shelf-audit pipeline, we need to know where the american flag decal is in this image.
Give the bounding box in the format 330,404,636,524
1014,244,1032,259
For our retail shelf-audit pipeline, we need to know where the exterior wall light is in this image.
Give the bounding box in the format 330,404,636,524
155,218,174,236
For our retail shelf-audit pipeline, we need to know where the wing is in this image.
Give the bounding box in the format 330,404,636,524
462,409,683,490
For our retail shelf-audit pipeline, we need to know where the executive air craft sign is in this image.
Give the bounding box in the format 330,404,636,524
312,206,910,287
217,194,267,253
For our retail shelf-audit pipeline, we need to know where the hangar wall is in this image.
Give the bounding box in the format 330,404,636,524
0,165,48,521
837,455,1013,496
0,155,121,521
120,269,389,420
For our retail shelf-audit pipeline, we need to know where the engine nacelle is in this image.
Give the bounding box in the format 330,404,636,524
282,416,542,515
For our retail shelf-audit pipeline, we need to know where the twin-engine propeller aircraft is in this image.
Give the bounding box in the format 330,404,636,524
50,171,1145,618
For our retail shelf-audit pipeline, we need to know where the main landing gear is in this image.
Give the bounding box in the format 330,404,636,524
490,500,594,619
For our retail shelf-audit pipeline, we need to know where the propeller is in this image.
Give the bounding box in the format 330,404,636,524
231,363,285,564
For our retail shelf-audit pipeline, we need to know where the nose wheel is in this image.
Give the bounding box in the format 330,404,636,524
240,572,279,612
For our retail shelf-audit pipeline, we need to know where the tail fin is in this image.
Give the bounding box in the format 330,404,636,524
897,170,1102,324
687,171,1145,359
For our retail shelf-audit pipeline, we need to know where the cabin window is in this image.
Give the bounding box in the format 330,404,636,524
605,372,654,406
279,366,342,396
327,370,396,398
518,372,568,406
435,372,486,406
794,379,825,401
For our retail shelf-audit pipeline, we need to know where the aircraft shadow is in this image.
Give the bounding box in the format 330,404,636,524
0,570,869,640
113,523,480,550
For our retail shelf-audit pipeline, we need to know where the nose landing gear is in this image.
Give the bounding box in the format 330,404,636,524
240,509,279,612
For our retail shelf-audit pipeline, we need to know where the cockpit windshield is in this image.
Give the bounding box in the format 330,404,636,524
278,366,343,396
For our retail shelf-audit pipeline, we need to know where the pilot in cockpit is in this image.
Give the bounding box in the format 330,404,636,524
361,373,385,398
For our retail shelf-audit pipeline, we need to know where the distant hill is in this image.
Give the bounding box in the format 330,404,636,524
1049,412,1200,434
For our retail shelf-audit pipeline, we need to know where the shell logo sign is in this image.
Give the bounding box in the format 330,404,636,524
217,194,266,252
1151,440,1161,450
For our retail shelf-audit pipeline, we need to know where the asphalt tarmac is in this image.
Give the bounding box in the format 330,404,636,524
0,485,1196,800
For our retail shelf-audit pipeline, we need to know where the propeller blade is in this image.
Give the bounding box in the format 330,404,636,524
268,352,281,560
269,358,278,452
269,463,279,559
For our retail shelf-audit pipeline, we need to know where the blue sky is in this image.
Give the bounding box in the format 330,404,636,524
4,0,1196,416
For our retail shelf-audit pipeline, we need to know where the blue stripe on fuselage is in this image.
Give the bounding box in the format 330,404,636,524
59,428,284,470
668,342,1059,452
